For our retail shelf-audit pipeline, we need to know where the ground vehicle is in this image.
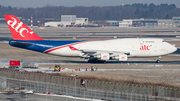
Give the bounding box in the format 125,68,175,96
22,63,38,69
9,60,20,68
54,65,61,71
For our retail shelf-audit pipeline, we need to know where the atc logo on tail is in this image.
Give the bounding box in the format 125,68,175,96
4,15,43,40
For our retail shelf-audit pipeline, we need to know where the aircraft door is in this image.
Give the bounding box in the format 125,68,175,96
139,38,144,45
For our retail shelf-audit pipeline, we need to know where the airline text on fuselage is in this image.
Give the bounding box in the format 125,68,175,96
140,45,152,50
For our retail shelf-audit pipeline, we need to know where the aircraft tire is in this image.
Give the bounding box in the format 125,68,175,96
156,60,160,63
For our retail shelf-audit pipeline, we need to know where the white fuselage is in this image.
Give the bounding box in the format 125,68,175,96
47,38,177,58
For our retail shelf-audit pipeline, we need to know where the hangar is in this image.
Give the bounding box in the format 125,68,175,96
76,18,88,25
45,15,88,27
119,17,180,28
119,18,157,27
44,21,71,27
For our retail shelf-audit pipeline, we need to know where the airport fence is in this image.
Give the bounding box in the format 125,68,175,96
0,69,180,101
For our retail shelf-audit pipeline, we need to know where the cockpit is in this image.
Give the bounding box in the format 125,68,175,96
162,40,166,42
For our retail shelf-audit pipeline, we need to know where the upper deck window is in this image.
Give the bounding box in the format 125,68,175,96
145,41,154,43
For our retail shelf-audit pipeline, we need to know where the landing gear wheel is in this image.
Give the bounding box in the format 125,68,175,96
156,60,160,63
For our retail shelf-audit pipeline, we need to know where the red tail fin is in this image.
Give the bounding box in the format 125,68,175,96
4,15,43,40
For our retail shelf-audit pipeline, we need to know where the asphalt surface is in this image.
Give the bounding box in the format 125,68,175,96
1,59,180,64
1,26,180,100
1,34,180,41
65,60,180,64
0,36,180,64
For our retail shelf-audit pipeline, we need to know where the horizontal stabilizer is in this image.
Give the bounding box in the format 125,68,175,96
10,40,33,47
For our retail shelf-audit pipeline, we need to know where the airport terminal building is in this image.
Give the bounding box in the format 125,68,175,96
44,14,180,28
119,18,158,27
171,17,180,27
119,17,180,28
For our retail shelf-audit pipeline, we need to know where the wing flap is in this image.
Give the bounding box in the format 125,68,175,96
79,49,129,59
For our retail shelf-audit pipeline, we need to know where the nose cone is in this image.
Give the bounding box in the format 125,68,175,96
169,45,177,53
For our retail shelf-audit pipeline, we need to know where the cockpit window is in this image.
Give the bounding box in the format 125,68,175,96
162,40,166,42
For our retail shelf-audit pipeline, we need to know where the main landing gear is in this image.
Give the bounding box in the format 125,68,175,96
156,60,160,63
156,56,161,63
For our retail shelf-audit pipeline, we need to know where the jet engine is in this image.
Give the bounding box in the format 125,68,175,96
111,55,128,61
93,53,110,60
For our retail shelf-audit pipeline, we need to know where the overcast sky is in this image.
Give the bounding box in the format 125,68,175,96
1,0,180,8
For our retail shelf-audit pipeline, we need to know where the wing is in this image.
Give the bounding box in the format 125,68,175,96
79,49,130,61
68,45,129,61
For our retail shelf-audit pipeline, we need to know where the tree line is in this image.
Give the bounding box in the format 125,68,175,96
0,3,180,21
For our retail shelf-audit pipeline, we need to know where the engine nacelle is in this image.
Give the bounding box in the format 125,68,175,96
94,53,110,60
111,55,128,61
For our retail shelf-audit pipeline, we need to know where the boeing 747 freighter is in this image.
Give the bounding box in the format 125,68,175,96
4,15,177,63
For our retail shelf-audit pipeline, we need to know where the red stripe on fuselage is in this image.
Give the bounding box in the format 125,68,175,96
68,45,78,51
44,41,88,53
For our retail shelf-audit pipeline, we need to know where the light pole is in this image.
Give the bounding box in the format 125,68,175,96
71,74,78,101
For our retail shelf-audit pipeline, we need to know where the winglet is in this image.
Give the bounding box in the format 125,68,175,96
4,15,43,40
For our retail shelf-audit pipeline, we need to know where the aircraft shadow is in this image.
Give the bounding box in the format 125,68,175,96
61,60,180,64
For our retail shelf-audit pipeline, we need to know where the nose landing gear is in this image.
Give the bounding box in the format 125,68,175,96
156,56,161,63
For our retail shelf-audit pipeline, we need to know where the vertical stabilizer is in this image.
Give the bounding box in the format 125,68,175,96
4,15,43,40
